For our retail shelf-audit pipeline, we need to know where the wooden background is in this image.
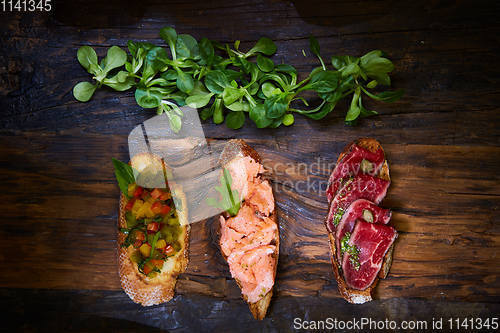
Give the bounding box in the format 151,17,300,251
1,0,499,331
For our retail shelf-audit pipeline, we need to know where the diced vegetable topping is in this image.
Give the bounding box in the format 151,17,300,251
133,186,144,198
120,183,183,277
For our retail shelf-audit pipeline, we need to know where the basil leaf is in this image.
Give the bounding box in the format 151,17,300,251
247,37,276,56
345,88,361,121
275,64,297,74
199,38,214,66
73,82,97,102
341,63,361,78
261,82,278,98
360,50,383,67
77,46,98,73
146,47,169,72
160,26,178,59
112,158,135,197
205,70,230,94
264,94,288,119
226,101,249,112
166,110,182,133
162,69,178,81
176,70,194,93
135,88,162,108
222,87,244,105
309,70,340,93
249,103,272,128
247,82,259,95
257,54,274,72
185,93,214,108
309,36,320,57
331,56,346,70
104,78,135,91
362,59,394,79
225,111,245,129
127,41,139,57
268,117,283,128
103,46,127,73
176,34,199,59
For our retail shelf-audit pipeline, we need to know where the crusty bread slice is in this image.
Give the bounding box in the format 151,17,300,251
218,139,279,320
327,138,394,304
118,178,190,306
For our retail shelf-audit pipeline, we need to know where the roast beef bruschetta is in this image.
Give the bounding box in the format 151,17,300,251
114,153,189,306
218,139,279,320
325,138,397,304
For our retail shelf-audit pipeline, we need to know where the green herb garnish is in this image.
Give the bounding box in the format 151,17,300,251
112,158,135,197
74,28,403,132
340,232,360,270
206,168,241,216
333,207,344,226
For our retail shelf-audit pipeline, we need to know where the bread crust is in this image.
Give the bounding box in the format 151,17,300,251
327,138,393,304
117,180,190,306
218,139,279,320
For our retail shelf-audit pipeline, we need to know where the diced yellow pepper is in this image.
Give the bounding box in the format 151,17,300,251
127,183,137,198
131,199,144,217
139,243,151,257
155,239,167,249
136,201,154,219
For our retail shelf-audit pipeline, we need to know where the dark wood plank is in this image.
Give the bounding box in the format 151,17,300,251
0,0,499,328
2,289,499,331
0,133,498,303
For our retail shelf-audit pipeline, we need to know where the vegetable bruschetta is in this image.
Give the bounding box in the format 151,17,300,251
113,153,189,306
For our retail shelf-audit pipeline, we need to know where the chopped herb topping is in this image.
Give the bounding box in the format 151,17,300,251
333,207,344,226
340,232,360,270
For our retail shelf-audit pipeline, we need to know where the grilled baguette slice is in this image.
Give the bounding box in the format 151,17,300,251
118,180,190,306
327,138,394,304
219,139,279,320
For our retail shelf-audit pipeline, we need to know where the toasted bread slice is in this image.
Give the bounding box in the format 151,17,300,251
327,138,393,304
118,180,190,306
218,139,279,320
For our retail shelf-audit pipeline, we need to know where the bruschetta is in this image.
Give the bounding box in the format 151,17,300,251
325,138,397,304
217,139,279,320
114,153,190,306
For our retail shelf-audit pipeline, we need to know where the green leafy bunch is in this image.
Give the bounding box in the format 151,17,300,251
74,27,403,132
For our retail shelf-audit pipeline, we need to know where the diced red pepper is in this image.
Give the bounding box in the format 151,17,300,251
163,244,175,256
151,201,163,214
125,198,136,211
140,190,150,200
135,231,145,241
147,222,159,233
150,188,163,200
159,192,171,201
133,186,144,198
150,259,164,269
160,205,171,215
143,263,153,275
160,192,172,201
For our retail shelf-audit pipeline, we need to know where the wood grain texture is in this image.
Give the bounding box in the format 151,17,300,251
0,0,499,329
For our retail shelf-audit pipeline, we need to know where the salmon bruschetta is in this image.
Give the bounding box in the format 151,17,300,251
218,139,279,320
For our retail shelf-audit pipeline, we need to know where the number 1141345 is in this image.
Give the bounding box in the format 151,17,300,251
1,0,51,11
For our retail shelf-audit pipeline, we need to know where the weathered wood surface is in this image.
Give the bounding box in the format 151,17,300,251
0,0,499,330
